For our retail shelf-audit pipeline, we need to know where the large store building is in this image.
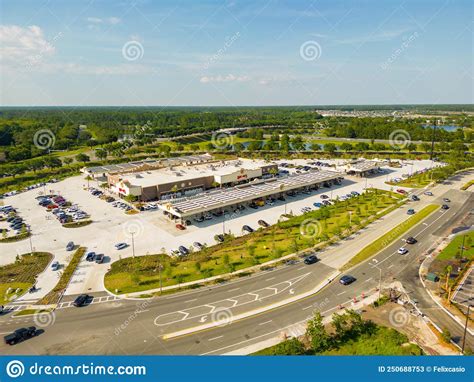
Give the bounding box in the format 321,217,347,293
105,158,278,201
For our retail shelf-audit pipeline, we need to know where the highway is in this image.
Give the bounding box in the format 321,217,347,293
1,184,472,355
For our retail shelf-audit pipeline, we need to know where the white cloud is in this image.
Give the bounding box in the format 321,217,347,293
200,74,250,83
86,16,121,25
86,17,103,24
0,25,55,64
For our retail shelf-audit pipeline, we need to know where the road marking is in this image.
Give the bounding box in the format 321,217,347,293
388,264,394,269
208,335,223,341
297,267,306,271
184,299,197,303
265,277,275,281
228,288,240,293
259,320,273,326
364,278,373,283
337,291,346,296
302,305,313,310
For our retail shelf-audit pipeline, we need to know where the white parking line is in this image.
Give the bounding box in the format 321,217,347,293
185,299,197,303
265,277,275,281
259,320,273,326
337,291,346,296
208,335,224,341
228,288,240,293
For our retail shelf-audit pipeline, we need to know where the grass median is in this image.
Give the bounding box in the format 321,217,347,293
38,247,85,305
342,204,439,270
105,190,405,294
0,252,53,305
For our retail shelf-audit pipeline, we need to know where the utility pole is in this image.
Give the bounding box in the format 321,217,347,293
28,227,33,254
461,304,471,353
222,210,226,235
159,259,163,295
460,235,466,258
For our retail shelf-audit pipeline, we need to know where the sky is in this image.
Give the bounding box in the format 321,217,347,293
0,0,472,106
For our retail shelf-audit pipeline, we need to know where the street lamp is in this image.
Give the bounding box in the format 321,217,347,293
131,231,136,258
462,304,472,353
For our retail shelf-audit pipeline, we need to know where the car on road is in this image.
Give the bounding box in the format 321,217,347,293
258,219,269,228
411,195,420,201
424,191,433,196
66,241,75,251
398,247,409,255
86,252,96,261
441,204,450,210
303,255,319,265
51,261,60,271
193,242,204,250
178,246,189,256
339,275,356,285
407,209,415,215
443,198,451,203
73,294,91,307
94,254,104,264
4,327,38,345
242,225,254,233
115,242,128,250
405,237,417,244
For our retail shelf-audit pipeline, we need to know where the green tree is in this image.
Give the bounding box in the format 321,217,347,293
306,312,331,353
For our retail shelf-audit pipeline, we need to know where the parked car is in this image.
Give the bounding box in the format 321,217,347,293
214,234,225,243
424,191,433,196
86,252,96,261
193,216,204,223
175,223,186,230
339,275,356,285
313,202,322,208
51,261,60,271
73,294,91,307
115,242,128,250
257,219,269,228
411,195,420,201
4,327,38,345
398,247,409,255
441,204,450,210
396,189,407,195
405,237,417,244
304,255,318,265
66,241,75,251
320,194,329,199
178,246,189,255
407,209,415,215
242,225,254,233
443,198,451,203
95,254,104,264
193,242,204,250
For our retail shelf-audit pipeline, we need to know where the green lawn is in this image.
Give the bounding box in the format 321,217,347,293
105,190,404,294
343,204,439,270
436,231,474,261
387,170,434,188
0,252,53,305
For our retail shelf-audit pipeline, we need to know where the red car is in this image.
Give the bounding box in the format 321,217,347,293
396,189,407,195
176,224,186,230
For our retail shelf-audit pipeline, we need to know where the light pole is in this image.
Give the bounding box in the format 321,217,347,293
28,227,33,254
461,304,472,353
131,231,136,258
222,212,226,235
159,259,163,295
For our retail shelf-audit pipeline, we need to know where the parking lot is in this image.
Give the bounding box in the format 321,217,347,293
0,159,437,297
452,266,474,314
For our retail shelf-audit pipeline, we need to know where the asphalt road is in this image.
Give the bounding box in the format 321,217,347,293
1,187,472,355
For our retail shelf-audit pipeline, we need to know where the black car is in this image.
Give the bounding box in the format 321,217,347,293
441,204,450,210
339,275,356,285
215,234,225,243
73,294,91,307
95,254,104,264
86,252,96,261
304,255,319,265
242,225,254,233
277,196,285,202
178,246,189,255
405,236,417,244
258,220,269,228
4,327,38,345
249,203,258,209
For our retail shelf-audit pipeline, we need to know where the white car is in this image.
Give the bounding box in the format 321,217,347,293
424,191,433,196
398,247,409,255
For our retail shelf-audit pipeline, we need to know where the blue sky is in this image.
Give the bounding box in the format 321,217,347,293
0,0,472,106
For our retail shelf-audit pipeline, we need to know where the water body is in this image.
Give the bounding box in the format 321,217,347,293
424,124,461,131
